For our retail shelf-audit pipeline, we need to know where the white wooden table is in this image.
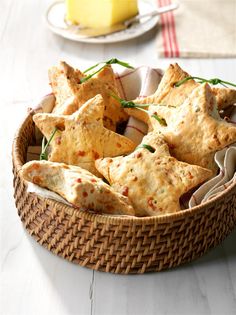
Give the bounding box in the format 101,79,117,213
1,1,236,314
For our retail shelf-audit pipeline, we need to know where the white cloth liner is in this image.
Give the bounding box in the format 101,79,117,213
28,66,236,211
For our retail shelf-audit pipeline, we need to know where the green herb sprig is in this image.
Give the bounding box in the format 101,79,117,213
136,144,155,153
40,128,58,161
111,94,167,126
174,76,236,88
80,58,134,84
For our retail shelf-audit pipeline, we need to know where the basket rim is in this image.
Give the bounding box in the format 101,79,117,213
12,111,236,225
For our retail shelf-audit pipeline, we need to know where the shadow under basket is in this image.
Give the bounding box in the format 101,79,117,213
12,113,236,274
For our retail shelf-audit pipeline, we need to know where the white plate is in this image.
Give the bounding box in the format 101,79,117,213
46,0,159,44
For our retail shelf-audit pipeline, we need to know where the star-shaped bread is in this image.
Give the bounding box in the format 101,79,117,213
125,63,236,125
49,61,128,131
149,83,236,174
95,132,212,216
21,160,135,216
33,94,135,177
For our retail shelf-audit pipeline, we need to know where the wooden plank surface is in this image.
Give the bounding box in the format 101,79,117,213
1,1,236,314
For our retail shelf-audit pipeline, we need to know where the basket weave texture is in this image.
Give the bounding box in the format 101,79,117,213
12,113,236,274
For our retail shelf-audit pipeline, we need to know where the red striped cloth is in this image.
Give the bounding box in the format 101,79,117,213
158,0,179,57
157,0,236,58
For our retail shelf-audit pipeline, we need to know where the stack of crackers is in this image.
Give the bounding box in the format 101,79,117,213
22,62,236,217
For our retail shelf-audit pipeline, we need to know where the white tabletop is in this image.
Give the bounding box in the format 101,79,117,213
1,1,236,315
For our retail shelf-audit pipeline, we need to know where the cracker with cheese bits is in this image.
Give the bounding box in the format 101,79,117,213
21,160,135,216
49,61,128,130
149,83,236,173
33,94,135,177
125,63,236,124
95,132,212,216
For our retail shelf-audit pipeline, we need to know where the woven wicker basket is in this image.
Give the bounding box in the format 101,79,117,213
12,112,236,274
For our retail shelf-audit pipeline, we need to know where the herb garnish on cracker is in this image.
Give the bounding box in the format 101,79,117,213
174,76,236,88
110,94,167,126
81,58,134,83
40,128,58,161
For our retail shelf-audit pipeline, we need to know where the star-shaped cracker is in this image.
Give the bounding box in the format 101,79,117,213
212,87,236,110
125,63,236,124
33,94,135,177
95,132,212,216
49,61,128,131
149,83,236,173
22,160,135,216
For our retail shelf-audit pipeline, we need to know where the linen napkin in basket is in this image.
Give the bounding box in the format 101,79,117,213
27,66,236,211
156,0,236,58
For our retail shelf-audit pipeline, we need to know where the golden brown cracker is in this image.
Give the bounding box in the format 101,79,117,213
22,160,135,216
49,61,128,130
33,94,135,177
126,64,236,123
96,132,212,216
212,87,236,110
149,83,236,173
